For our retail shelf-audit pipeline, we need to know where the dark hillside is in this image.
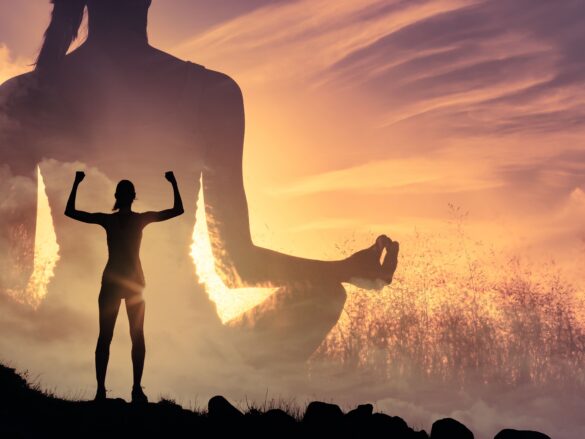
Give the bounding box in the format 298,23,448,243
0,364,550,438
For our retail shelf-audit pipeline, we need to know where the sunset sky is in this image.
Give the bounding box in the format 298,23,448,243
1,0,584,266
1,2,584,437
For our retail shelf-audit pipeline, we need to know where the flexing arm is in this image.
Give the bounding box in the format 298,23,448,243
141,172,185,224
201,72,398,289
64,171,107,225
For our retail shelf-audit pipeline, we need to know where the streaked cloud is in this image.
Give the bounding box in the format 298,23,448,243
176,0,478,86
273,155,503,196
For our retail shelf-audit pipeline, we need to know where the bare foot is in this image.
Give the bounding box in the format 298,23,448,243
94,387,106,402
131,386,148,404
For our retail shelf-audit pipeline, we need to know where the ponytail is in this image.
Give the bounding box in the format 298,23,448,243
35,0,86,72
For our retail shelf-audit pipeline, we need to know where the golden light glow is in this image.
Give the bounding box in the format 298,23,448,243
8,166,60,308
191,184,276,324
27,166,60,307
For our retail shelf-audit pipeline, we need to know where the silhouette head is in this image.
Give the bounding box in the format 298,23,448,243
87,0,152,36
36,0,152,71
113,180,136,211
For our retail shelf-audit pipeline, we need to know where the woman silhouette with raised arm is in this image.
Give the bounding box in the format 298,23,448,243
0,0,399,371
65,170,184,402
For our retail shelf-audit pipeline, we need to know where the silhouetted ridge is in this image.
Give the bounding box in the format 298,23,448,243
0,364,551,438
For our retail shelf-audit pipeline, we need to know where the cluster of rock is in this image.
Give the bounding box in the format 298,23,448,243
208,395,550,438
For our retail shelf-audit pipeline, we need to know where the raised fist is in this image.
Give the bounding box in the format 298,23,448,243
165,171,176,183
74,171,85,183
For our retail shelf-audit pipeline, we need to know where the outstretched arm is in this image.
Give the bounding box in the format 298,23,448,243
141,172,185,224
64,171,107,225
201,72,398,289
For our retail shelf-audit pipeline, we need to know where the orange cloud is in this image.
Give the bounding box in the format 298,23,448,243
272,156,504,196
0,44,31,85
176,0,478,86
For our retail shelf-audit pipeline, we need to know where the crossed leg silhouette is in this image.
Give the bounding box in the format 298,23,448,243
226,281,347,367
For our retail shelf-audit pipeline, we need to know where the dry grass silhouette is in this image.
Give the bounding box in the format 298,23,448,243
310,206,585,390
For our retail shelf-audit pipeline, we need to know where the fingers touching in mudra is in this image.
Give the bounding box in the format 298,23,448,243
345,234,399,290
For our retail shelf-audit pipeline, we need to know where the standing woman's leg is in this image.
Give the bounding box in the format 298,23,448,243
96,284,122,398
126,294,146,391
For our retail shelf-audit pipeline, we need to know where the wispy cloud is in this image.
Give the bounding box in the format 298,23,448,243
0,44,31,85
272,155,503,196
325,0,585,138
176,0,478,85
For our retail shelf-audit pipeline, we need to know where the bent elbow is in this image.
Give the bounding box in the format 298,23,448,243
172,204,184,217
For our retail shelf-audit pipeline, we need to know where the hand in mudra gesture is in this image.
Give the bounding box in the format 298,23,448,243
345,234,399,290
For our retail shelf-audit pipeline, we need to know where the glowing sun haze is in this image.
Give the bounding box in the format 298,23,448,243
1,2,585,438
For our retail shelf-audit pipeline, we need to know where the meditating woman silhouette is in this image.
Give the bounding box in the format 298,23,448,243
65,170,184,402
0,0,399,375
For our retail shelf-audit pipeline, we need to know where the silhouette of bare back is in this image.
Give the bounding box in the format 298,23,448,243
65,170,184,401
0,0,399,371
